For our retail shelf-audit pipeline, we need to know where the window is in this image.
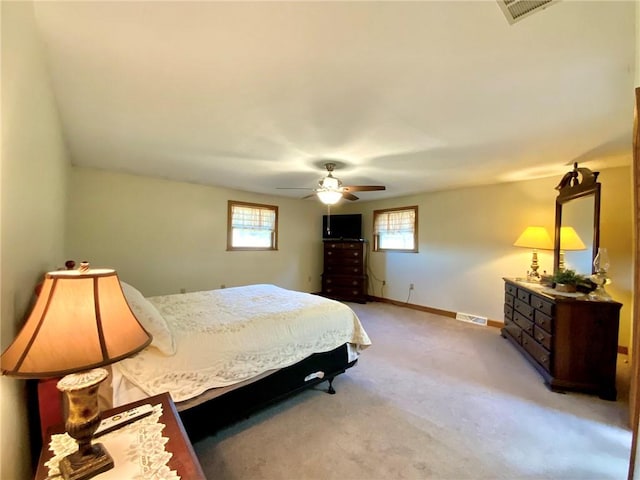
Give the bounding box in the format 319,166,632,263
227,201,278,250
373,206,418,252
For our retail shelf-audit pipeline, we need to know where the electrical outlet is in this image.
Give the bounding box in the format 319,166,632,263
409,283,414,290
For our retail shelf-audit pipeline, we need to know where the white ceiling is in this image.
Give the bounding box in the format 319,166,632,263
32,1,636,201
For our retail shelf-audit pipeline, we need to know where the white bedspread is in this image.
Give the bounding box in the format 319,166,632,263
112,284,371,402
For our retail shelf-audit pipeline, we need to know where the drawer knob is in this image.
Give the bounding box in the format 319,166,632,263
536,334,544,342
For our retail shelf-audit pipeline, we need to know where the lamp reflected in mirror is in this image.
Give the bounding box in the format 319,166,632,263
558,226,587,271
513,226,553,282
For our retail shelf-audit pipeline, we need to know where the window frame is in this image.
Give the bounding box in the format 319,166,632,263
227,200,279,251
372,205,418,253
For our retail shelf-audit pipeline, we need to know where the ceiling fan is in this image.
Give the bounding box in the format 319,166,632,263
278,163,386,204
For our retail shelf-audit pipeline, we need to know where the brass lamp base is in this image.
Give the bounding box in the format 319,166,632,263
527,250,542,282
57,368,114,480
59,443,114,480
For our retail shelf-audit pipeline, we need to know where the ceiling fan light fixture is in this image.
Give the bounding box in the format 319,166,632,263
320,176,340,190
317,190,343,205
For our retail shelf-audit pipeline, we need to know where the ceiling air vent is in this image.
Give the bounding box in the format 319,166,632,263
497,0,559,24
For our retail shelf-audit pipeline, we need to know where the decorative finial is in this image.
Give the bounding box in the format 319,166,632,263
78,261,90,273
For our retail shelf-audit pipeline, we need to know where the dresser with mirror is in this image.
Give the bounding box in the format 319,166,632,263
502,164,622,400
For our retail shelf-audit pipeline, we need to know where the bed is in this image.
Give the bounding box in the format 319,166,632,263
111,283,371,439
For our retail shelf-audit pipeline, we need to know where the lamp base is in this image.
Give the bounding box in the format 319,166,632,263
57,369,113,480
59,443,114,480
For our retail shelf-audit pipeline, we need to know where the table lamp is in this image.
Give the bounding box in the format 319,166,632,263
1,264,151,480
513,226,554,281
558,226,587,271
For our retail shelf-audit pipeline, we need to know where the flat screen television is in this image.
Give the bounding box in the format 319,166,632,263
322,213,362,240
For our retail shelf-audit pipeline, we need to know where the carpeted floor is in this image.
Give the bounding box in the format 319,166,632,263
192,301,632,479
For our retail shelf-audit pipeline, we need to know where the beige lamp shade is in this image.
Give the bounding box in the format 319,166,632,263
513,226,553,250
1,268,151,378
559,226,587,250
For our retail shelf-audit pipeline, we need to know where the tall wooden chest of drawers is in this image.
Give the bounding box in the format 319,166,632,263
321,240,367,303
502,278,622,400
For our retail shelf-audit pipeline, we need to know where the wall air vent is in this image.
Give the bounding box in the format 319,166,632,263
497,0,559,24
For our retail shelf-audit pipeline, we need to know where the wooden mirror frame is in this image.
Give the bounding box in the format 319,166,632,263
553,163,601,274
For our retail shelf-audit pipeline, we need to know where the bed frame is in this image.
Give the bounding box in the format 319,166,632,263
178,343,357,441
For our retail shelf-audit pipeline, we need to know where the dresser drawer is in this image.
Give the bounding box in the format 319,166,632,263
522,332,551,372
323,276,366,288
324,264,364,275
513,311,534,336
514,299,534,320
324,250,362,261
503,318,522,344
531,295,554,316
322,285,366,299
504,304,514,320
324,242,362,250
505,292,515,306
516,288,531,303
505,283,517,296
534,310,553,334
533,325,552,350
324,254,362,267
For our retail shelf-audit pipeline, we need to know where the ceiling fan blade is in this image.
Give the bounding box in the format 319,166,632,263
343,192,359,201
343,185,386,192
302,193,317,200
277,187,314,190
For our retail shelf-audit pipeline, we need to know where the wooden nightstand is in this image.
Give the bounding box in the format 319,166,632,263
34,392,206,480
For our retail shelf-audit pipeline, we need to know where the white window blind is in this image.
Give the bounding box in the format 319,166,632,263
374,207,417,251
231,205,276,231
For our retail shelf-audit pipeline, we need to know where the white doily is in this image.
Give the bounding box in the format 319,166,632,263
46,404,180,480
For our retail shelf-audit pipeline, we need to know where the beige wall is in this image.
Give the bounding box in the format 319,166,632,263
340,166,633,349
66,168,325,297
1,2,70,478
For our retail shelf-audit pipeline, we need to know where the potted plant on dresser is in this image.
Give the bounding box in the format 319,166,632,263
551,269,585,293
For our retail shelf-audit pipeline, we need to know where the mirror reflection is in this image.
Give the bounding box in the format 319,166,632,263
560,197,594,274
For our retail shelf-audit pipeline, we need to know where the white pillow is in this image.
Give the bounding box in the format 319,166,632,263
120,281,176,356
